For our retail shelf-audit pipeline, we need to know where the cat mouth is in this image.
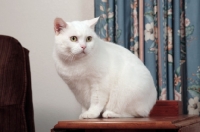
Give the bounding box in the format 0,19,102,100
82,50,86,54
74,49,87,56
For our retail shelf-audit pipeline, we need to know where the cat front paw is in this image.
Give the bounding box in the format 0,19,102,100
102,110,120,118
79,111,100,119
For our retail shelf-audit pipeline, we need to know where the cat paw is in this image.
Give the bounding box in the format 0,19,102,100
79,111,100,119
102,110,120,118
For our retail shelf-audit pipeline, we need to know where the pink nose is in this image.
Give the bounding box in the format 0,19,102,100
81,45,86,49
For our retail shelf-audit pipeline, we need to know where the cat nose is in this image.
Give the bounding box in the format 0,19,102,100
81,44,86,49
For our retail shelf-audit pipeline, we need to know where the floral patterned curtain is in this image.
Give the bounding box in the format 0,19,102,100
95,0,200,115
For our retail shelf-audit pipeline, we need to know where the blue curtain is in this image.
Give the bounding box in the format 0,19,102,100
95,0,200,115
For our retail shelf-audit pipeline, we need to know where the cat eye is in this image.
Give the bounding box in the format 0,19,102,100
70,36,78,42
86,36,92,42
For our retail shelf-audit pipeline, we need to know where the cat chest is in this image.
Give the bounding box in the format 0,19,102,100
57,64,98,81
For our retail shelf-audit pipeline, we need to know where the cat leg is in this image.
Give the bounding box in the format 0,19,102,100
79,105,101,119
81,107,87,113
79,84,108,119
102,81,134,118
79,107,87,119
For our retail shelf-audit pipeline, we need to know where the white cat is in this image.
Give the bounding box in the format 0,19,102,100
53,17,157,119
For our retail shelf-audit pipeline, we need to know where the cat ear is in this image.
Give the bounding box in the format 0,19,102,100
87,17,100,29
54,18,67,35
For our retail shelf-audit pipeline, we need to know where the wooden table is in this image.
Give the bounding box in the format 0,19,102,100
51,115,200,132
51,101,200,132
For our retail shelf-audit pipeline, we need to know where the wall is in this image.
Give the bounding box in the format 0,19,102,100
0,0,94,131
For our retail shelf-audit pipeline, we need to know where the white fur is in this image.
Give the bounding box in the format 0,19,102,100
53,17,157,119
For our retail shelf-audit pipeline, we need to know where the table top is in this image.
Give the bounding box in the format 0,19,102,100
53,115,200,130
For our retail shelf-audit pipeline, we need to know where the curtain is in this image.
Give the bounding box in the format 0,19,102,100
95,0,200,115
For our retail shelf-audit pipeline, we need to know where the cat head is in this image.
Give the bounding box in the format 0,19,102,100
54,17,99,60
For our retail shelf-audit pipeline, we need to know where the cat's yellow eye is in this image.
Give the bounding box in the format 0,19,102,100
86,36,92,42
70,36,78,42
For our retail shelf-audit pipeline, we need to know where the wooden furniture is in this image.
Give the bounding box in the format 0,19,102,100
51,101,200,132
0,35,35,132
